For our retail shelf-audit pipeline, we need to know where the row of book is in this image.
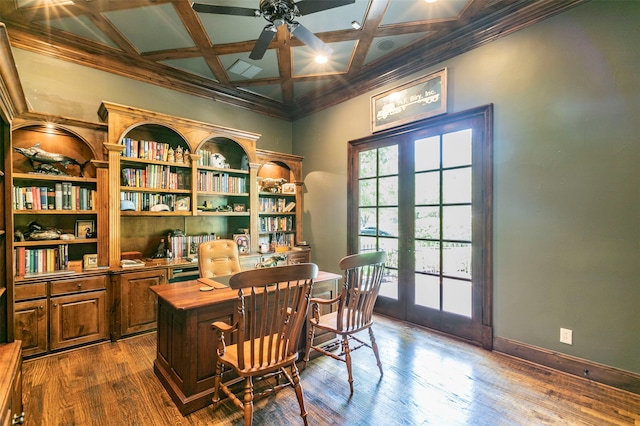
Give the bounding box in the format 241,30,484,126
121,137,185,162
14,245,69,276
121,192,189,212
121,166,191,190
259,197,295,213
259,216,294,233
196,149,226,168
167,234,217,260
196,171,247,193
13,184,95,211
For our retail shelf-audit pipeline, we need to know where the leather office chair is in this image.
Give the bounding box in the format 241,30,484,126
303,251,386,394
211,263,319,426
198,239,242,278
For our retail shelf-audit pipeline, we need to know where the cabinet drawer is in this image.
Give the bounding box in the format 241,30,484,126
15,283,47,301
288,251,310,264
50,275,107,296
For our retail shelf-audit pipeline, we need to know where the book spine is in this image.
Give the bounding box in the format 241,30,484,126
55,183,63,210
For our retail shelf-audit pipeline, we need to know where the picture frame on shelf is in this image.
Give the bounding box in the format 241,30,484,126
83,253,98,269
281,183,296,194
233,234,250,254
75,219,95,239
233,203,246,212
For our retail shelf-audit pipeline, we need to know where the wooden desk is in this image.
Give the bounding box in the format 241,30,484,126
150,271,340,415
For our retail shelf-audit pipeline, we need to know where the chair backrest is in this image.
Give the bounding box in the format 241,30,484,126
336,251,387,332
228,263,319,372
198,239,242,278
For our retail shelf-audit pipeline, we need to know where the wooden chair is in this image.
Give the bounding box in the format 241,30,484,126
198,239,242,278
303,251,386,394
211,263,319,426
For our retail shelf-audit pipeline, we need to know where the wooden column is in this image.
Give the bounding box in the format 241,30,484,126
104,143,124,268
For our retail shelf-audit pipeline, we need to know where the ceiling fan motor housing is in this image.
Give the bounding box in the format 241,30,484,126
260,0,300,27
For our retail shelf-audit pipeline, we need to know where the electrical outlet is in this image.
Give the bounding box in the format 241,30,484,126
560,328,573,345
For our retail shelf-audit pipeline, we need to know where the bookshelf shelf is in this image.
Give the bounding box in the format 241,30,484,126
13,173,97,184
14,238,98,247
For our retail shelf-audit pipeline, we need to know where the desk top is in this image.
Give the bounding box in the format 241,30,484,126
151,270,341,311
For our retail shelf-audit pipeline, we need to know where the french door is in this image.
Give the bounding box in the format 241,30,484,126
347,105,493,346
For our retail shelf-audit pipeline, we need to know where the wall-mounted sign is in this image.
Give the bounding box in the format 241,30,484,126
371,68,447,132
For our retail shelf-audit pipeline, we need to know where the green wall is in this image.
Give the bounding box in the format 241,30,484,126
9,1,639,374
294,1,640,374
12,48,293,153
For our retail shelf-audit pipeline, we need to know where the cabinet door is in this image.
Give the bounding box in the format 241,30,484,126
14,299,48,357
50,290,108,351
120,269,167,336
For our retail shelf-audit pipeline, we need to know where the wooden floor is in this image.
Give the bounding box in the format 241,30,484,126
22,315,640,425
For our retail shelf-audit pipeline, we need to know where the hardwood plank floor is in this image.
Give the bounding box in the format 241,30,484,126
22,315,640,425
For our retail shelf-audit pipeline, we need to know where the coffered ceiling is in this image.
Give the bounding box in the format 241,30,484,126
0,0,586,120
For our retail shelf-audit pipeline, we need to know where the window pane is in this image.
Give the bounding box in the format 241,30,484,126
415,171,439,205
359,149,377,178
379,176,398,206
378,145,398,175
415,273,439,309
442,205,471,241
379,207,398,237
415,136,440,171
442,129,472,168
359,207,376,231
359,178,377,206
443,242,471,279
415,240,440,273
415,206,439,240
442,167,471,204
443,278,471,317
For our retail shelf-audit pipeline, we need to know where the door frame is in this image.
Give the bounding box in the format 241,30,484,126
347,105,493,349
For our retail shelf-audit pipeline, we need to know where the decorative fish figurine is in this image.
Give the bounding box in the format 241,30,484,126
14,143,89,176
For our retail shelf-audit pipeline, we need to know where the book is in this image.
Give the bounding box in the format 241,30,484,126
55,183,63,210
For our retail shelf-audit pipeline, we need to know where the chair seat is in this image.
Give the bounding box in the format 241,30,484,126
219,334,300,377
310,311,372,336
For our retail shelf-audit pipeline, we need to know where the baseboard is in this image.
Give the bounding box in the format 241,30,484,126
493,336,640,396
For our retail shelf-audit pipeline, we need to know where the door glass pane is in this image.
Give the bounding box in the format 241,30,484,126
359,236,377,252
379,176,398,206
442,205,471,241
442,129,472,168
359,207,377,231
415,206,439,240
415,136,440,171
443,242,471,279
415,273,439,309
443,278,472,317
379,207,398,237
415,240,440,274
379,238,398,269
442,167,471,204
380,268,398,299
359,150,377,178
379,145,398,175
415,171,440,205
359,178,376,206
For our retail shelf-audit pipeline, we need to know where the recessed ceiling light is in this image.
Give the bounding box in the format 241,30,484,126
228,59,262,78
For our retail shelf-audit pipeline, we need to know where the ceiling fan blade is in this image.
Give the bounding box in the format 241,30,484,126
192,3,258,17
295,0,355,15
290,23,333,56
249,27,277,60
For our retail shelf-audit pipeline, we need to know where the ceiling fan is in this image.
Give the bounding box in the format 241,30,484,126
192,0,356,60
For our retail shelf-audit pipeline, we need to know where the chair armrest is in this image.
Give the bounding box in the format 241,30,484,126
211,321,236,356
309,295,340,305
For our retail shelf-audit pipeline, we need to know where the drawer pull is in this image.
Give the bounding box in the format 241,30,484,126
78,284,82,288
12,411,25,425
